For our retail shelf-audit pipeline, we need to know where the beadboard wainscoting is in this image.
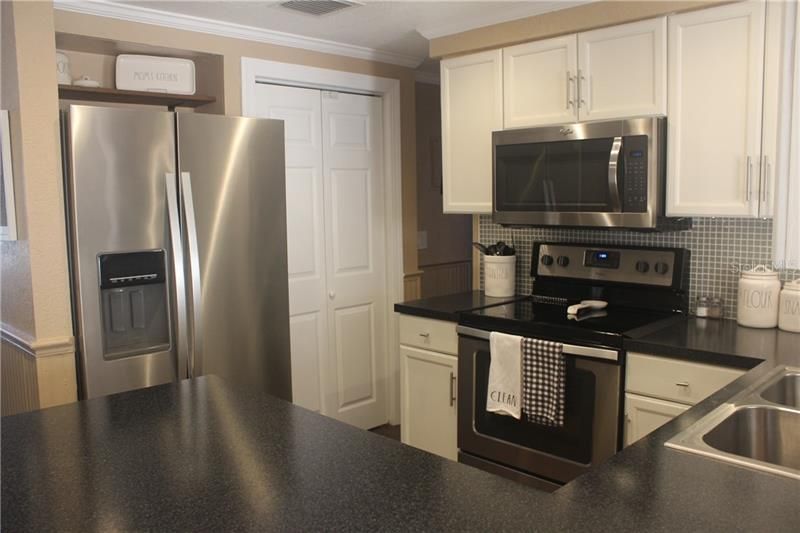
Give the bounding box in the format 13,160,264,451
479,217,798,319
0,339,40,416
420,260,472,298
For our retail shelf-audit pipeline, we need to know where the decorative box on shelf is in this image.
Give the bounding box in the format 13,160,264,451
115,54,196,95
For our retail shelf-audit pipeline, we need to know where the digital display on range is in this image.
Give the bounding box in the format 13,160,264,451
584,249,621,269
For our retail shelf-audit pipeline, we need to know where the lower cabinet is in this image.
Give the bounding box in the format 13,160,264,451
624,392,688,446
400,345,458,460
623,351,745,446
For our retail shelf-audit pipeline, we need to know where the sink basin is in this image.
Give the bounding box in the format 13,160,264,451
702,406,800,471
760,373,800,409
666,366,800,480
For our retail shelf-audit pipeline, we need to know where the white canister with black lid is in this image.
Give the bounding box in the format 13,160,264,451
778,279,800,333
737,265,781,328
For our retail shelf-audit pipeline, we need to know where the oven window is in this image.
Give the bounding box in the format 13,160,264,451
495,138,617,212
473,348,596,464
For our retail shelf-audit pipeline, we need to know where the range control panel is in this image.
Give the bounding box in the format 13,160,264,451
535,243,678,287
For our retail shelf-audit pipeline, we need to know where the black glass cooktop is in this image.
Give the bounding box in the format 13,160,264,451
459,297,682,349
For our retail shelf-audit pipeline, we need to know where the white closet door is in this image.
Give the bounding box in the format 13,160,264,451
251,83,326,413
321,91,387,429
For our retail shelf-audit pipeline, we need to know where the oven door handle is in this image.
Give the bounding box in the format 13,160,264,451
608,136,623,212
456,326,619,362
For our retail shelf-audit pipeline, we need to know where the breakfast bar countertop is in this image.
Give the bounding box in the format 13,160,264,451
4,370,800,532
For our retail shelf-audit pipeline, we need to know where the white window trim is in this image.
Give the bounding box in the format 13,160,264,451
241,57,404,424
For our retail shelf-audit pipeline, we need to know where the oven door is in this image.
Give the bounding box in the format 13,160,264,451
457,327,622,488
492,117,664,228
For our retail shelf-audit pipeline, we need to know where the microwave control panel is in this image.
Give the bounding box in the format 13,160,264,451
622,135,649,213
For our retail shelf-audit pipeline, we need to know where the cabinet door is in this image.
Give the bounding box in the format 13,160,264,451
624,392,688,446
441,50,502,214
400,345,457,460
758,0,787,218
666,1,765,217
503,35,578,128
577,18,666,121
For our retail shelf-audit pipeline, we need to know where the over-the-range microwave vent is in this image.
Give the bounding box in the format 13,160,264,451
279,0,361,16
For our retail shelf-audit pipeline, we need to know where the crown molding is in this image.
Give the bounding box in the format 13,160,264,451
53,0,425,69
416,1,592,40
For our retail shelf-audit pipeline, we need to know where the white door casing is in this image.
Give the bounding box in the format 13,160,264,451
321,91,387,428
666,1,766,217
577,18,667,121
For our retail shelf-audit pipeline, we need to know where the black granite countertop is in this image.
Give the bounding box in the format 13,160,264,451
4,368,800,531
393,290,515,322
626,317,800,369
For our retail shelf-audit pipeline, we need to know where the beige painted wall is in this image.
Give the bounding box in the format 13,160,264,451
54,9,420,292
430,0,732,58
415,82,471,268
1,0,76,411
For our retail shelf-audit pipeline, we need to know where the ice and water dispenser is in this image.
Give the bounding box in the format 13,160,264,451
98,251,170,359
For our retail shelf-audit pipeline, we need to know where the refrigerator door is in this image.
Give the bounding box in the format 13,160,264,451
176,113,292,401
64,105,179,399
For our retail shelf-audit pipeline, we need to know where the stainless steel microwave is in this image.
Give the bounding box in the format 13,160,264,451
493,117,673,229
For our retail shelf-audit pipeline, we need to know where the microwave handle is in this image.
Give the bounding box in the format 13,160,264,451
608,136,623,212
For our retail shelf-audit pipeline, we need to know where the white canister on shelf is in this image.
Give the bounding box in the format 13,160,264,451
778,279,800,333
484,255,516,298
737,265,781,328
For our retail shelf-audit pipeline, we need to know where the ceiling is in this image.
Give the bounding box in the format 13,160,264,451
117,1,589,71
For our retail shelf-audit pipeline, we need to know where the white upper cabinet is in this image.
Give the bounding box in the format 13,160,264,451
577,18,667,121
441,50,503,214
666,1,766,217
503,36,578,128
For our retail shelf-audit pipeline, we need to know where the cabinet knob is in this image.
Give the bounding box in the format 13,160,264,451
328,291,336,300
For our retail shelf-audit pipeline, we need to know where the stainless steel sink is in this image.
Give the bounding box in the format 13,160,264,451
666,366,800,480
760,372,800,409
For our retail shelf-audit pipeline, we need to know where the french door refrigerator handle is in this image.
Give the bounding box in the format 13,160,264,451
180,171,204,378
165,172,190,380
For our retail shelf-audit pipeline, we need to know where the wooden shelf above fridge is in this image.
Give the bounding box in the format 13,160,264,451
58,85,216,110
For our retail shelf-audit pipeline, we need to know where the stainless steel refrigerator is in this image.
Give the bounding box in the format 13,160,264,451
62,105,292,401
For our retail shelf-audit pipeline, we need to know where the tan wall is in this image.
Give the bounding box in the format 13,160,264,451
1,0,77,412
415,82,471,269
430,0,732,58
54,9,420,296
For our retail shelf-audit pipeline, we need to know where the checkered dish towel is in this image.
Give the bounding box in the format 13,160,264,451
521,338,566,427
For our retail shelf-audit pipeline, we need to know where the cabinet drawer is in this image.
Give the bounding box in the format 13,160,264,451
626,352,745,405
399,315,458,355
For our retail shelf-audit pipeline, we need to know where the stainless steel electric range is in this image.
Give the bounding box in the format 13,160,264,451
457,242,690,491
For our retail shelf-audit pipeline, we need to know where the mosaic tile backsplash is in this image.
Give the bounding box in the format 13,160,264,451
478,216,799,319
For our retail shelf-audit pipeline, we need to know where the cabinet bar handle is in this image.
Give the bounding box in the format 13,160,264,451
449,372,456,406
578,69,585,108
419,332,430,338
745,156,752,202
762,155,769,204
676,381,690,387
566,71,574,109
